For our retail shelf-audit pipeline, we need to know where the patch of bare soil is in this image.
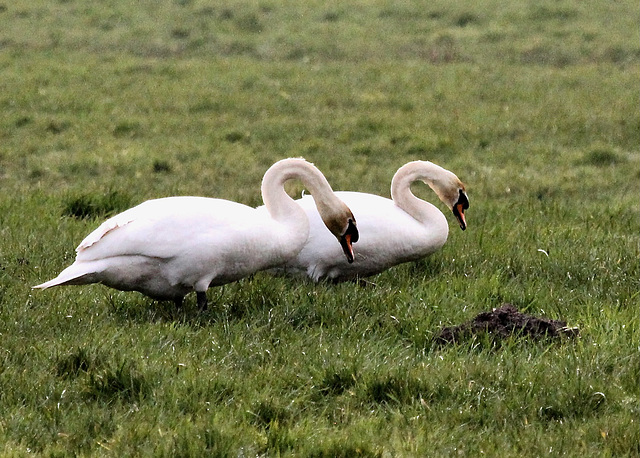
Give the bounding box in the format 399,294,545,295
434,303,579,346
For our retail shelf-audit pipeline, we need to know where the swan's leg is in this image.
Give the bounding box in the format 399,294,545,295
196,291,208,310
173,297,184,308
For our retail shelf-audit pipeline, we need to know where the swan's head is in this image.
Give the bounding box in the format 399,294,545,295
318,204,359,263
429,172,469,231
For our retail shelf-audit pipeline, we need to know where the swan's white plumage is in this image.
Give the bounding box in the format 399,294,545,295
34,158,358,306
276,161,468,282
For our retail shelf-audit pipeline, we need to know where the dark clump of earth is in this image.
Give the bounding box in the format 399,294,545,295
434,303,579,346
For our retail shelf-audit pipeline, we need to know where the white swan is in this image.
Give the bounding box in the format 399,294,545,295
275,160,468,282
33,158,359,308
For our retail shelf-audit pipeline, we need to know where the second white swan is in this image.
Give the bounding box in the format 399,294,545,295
275,160,468,282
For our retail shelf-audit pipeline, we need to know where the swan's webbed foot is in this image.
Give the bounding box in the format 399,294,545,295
196,291,208,310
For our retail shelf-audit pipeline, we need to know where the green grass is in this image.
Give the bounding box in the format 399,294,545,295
0,0,638,455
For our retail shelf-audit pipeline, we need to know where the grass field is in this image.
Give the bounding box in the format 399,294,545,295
0,0,638,455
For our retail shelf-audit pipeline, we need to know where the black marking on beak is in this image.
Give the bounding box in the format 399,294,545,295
452,189,469,231
347,218,358,243
339,219,358,263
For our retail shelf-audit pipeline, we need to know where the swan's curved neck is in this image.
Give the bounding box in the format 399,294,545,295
390,161,444,224
261,158,336,223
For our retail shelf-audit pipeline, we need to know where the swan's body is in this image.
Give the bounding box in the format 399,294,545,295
34,158,358,307
275,161,468,282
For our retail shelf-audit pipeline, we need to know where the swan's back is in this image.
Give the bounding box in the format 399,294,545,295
76,197,255,262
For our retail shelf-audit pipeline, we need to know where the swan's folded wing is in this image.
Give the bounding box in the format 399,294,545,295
74,197,256,262
77,212,136,252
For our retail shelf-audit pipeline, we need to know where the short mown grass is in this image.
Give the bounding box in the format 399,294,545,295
0,0,638,455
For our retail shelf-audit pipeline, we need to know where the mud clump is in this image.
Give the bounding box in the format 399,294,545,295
434,303,578,346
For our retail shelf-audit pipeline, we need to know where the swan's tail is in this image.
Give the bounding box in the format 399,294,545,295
32,263,96,289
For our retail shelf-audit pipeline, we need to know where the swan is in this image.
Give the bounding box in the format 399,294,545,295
274,160,468,282
33,158,359,308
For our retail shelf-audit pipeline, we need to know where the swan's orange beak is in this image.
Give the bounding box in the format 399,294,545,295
454,203,466,231
452,190,469,231
339,219,359,263
340,233,355,263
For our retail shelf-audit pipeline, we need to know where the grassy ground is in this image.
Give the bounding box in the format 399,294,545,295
0,0,638,455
